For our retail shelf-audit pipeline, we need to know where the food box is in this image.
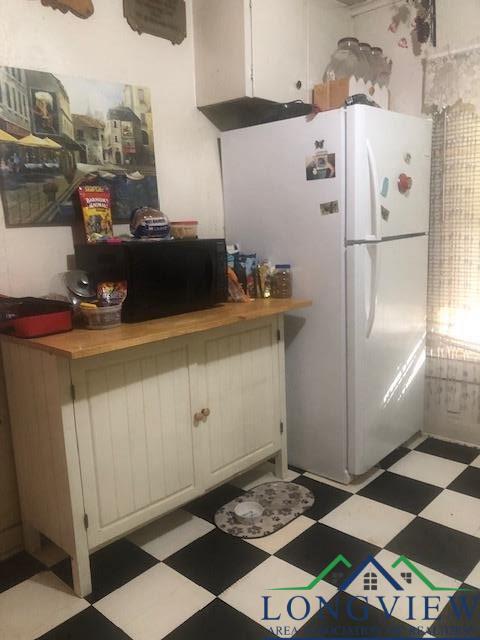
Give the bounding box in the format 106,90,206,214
313,78,389,111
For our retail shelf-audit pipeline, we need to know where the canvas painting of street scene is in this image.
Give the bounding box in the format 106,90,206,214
0,66,159,226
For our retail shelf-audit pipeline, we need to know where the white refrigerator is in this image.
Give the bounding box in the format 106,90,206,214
221,105,432,483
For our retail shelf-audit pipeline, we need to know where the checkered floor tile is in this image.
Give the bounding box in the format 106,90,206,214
2,437,480,639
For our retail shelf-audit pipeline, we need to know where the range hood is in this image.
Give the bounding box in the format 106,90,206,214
198,98,313,132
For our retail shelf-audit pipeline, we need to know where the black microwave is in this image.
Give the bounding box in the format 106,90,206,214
75,239,227,323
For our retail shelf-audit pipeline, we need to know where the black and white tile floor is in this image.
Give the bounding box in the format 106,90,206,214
2,434,480,639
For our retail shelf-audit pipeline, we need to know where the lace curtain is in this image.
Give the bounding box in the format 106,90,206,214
424,47,480,113
423,47,480,444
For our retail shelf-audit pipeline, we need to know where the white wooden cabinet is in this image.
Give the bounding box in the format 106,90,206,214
193,320,282,488
72,337,199,550
193,0,309,106
251,0,308,104
1,313,289,597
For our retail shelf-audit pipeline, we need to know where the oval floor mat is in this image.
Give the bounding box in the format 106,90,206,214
214,481,314,539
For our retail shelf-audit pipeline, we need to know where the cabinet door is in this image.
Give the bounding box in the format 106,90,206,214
193,318,282,489
251,0,308,103
72,339,199,549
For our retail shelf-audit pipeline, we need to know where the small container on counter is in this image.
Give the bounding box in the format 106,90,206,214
170,220,199,239
79,281,127,329
81,303,123,329
271,264,292,299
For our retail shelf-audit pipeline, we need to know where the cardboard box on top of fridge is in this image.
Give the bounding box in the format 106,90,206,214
313,77,390,111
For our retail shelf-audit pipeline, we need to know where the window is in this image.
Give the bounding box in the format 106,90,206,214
113,120,117,128
138,88,145,103
114,135,118,143
22,95,27,116
428,104,480,357
76,129,85,141
141,113,147,126
6,85,11,108
401,572,412,584
141,130,149,146
363,572,378,591
12,88,17,112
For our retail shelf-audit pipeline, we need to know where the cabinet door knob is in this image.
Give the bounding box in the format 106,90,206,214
194,408,210,424
296,80,302,90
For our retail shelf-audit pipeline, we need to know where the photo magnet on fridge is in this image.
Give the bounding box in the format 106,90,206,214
306,140,335,181
320,200,339,215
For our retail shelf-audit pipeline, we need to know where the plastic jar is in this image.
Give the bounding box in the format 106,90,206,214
170,220,199,239
271,264,292,299
82,304,122,329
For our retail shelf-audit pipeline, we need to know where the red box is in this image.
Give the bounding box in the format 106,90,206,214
0,297,72,338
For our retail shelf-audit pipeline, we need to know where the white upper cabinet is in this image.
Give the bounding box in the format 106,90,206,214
193,0,309,106
251,0,308,103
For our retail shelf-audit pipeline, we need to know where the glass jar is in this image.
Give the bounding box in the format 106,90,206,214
358,42,374,84
271,264,292,299
323,37,363,82
378,56,392,88
370,47,392,87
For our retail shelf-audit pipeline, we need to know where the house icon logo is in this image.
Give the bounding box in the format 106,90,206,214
270,553,470,593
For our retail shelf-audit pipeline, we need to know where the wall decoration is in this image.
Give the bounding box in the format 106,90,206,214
0,66,159,227
123,0,186,45
389,0,436,56
40,0,94,19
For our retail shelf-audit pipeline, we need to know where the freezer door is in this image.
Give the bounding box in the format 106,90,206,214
346,105,432,242
346,235,428,475
222,110,350,482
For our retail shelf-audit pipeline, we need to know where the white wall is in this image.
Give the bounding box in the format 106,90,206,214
308,0,353,88
0,0,225,298
0,0,226,558
352,0,480,115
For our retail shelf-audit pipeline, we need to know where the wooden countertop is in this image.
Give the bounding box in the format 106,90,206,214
0,299,311,360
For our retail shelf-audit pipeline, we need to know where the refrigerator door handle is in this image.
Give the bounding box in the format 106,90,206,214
366,244,378,338
366,140,382,241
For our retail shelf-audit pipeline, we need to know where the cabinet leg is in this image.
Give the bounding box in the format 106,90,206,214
23,523,41,554
71,547,92,598
274,448,288,480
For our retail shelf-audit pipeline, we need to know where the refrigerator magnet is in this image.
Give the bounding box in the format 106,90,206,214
398,173,412,194
381,177,389,197
381,205,390,221
320,200,339,216
306,140,335,181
